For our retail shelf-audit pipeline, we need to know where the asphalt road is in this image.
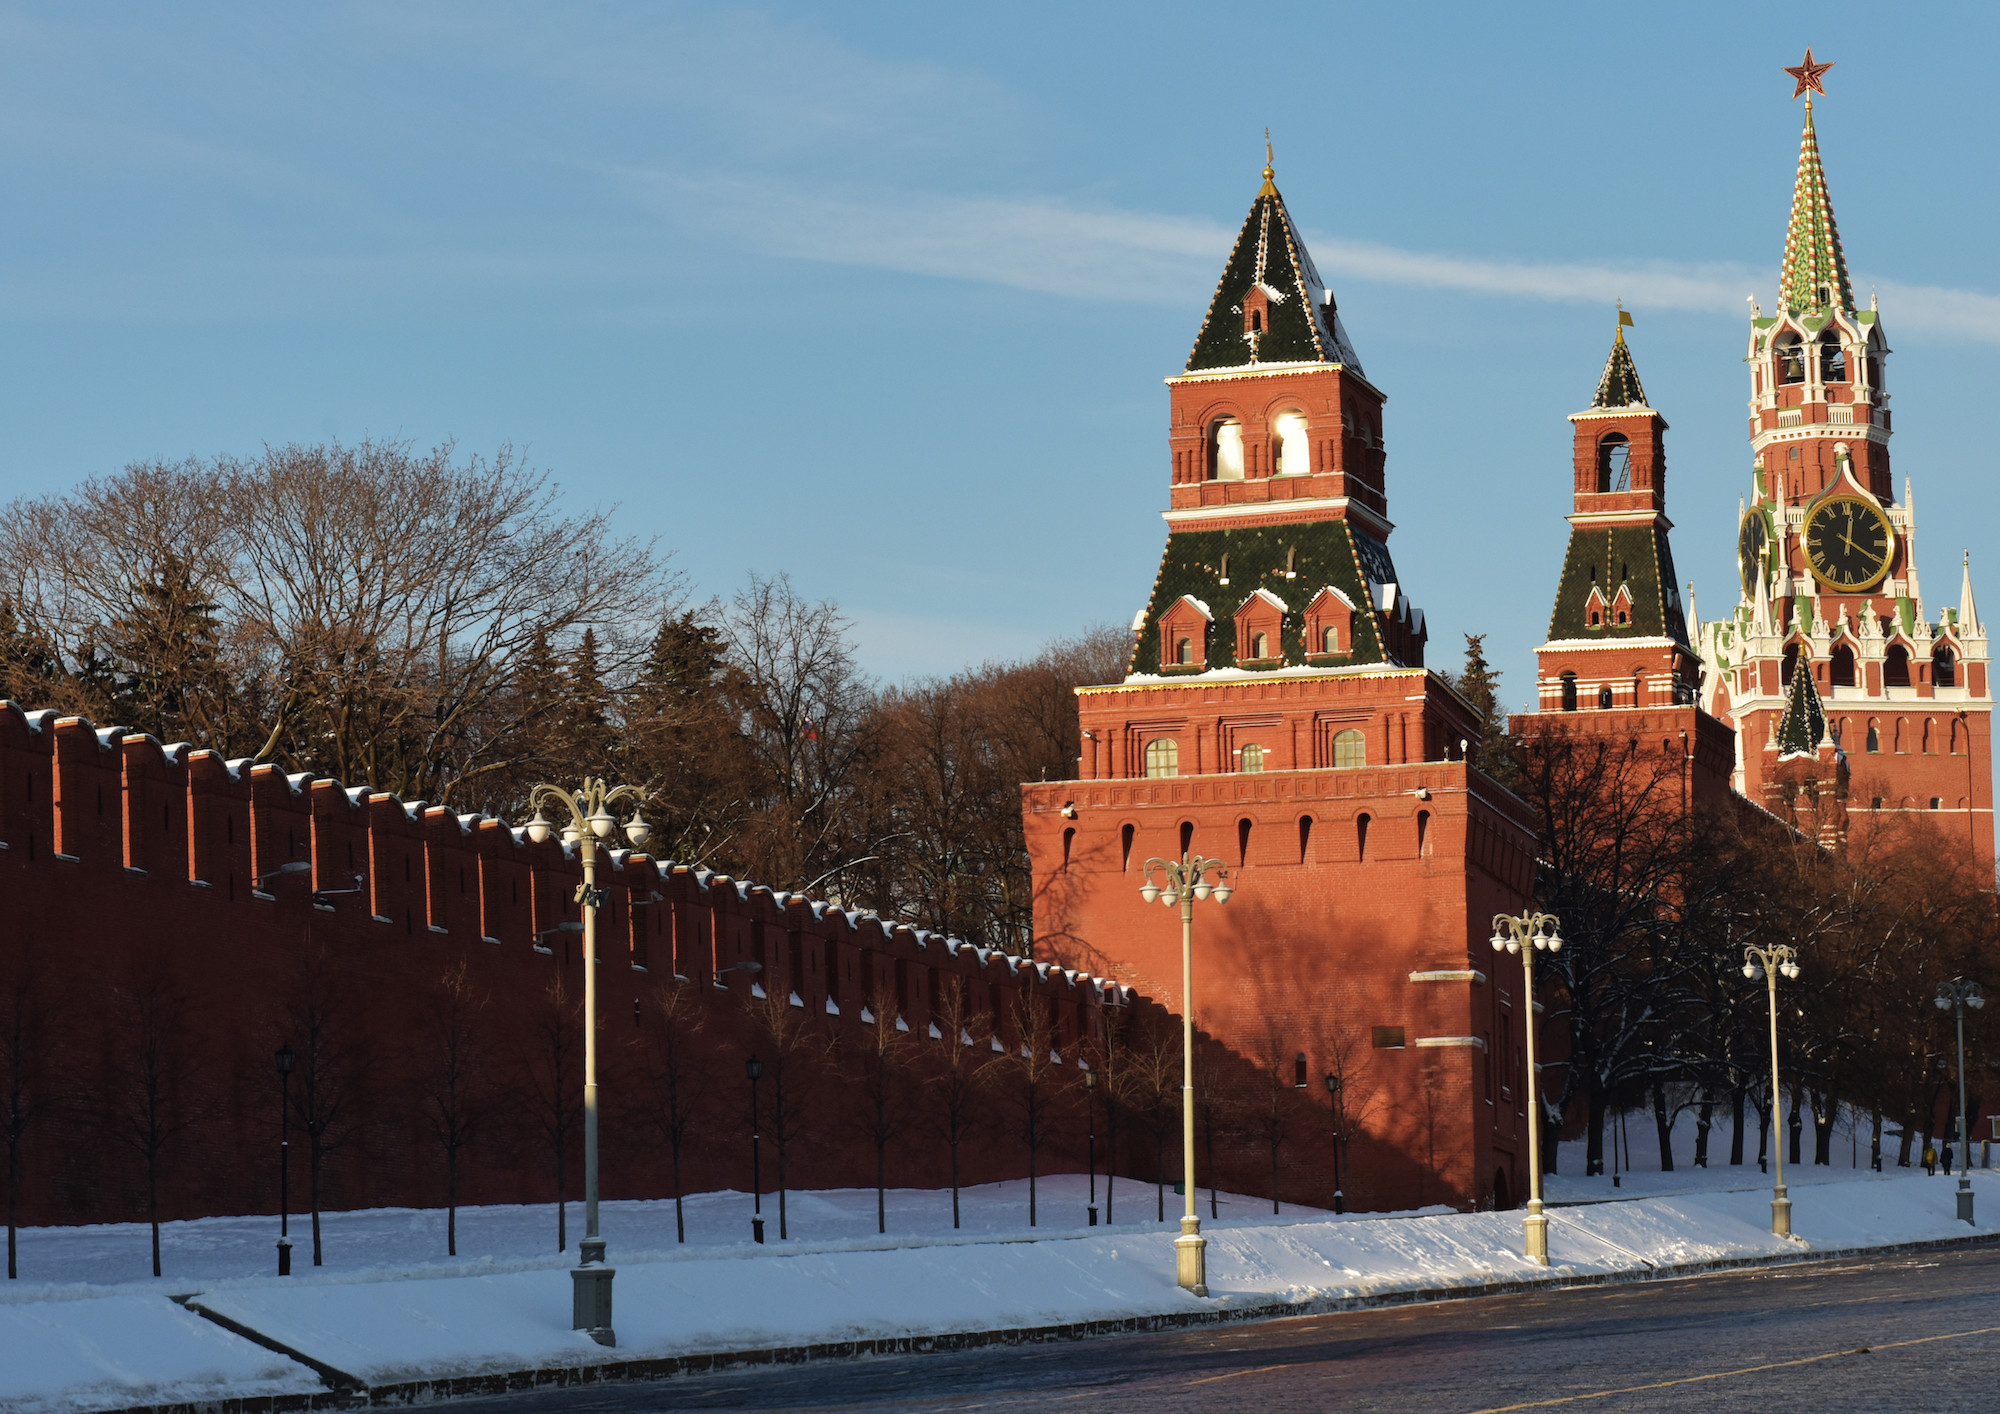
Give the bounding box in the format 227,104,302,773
451,1244,2000,1413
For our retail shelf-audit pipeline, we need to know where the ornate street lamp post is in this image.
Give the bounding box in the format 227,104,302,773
274,1044,295,1276
1138,853,1232,1296
1743,942,1802,1237
1322,1072,1345,1214
1934,979,1985,1226
1491,910,1562,1264
525,777,653,1348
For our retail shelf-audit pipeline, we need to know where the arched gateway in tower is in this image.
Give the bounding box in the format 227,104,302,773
1022,154,1540,1216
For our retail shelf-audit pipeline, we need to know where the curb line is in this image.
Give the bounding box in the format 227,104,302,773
99,1227,2000,1413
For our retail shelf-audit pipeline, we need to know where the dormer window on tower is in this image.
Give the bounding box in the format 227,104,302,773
1209,419,1245,481
1242,285,1272,338
1157,595,1213,671
1597,433,1631,493
1234,589,1286,665
1819,331,1846,382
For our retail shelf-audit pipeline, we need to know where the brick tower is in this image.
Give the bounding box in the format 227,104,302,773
1520,319,1733,804
1023,152,1538,1215
1696,78,1993,864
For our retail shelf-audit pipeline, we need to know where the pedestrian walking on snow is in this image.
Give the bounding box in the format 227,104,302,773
1924,1142,1938,1175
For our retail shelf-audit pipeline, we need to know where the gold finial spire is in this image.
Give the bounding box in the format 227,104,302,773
1615,300,1633,344
1259,128,1277,196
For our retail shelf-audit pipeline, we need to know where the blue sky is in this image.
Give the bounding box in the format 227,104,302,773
1,3,1996,707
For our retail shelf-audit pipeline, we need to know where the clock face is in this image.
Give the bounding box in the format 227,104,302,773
1803,495,1894,593
1738,510,1769,598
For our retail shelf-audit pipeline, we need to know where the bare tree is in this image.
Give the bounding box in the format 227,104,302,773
1242,1022,1304,1215
418,958,489,1258
745,987,827,1240
721,574,872,894
525,972,583,1251
984,988,1066,1227
848,979,913,1234
854,627,1127,954
922,975,989,1229
1126,1008,1183,1222
0,952,53,1279
0,442,675,810
107,958,205,1277
632,976,707,1243
281,939,371,1267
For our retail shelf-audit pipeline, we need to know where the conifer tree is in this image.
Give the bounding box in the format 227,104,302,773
624,610,749,866
104,551,230,746
1451,633,1516,786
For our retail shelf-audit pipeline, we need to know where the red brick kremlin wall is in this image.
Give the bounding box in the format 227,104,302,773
0,706,1134,1231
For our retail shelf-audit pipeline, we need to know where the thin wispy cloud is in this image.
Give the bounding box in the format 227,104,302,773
637,169,2000,342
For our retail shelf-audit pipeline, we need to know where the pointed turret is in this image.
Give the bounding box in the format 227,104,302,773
1775,664,1828,759
1961,552,1982,635
1778,102,1855,314
1592,320,1649,409
1186,146,1363,374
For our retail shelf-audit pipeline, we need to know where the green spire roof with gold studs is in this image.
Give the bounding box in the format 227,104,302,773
1778,99,1854,314
1185,139,1365,374
1775,660,1829,759
1592,316,1649,409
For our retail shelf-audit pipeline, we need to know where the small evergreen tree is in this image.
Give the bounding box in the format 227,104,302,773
1450,633,1516,786
104,552,231,746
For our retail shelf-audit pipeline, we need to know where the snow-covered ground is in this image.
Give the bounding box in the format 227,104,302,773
6,1167,1997,1412
0,1175,1328,1291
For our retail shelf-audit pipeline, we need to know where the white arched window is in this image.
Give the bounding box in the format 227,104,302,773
1273,411,1309,474
1145,739,1180,779
1252,631,1269,659
1239,743,1265,774
1210,419,1245,481
1332,729,1366,769
1322,624,1339,654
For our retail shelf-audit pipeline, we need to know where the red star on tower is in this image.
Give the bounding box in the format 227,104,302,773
1784,47,1834,100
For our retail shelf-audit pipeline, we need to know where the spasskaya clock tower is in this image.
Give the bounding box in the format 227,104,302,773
1697,53,1993,864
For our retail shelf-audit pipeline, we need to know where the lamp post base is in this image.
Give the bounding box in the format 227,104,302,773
752,1217,765,1244
1523,1202,1549,1266
1175,1216,1208,1297
571,1246,615,1347
276,1239,291,1277
1958,1179,1976,1226
1771,1188,1792,1238
1087,1205,1098,1227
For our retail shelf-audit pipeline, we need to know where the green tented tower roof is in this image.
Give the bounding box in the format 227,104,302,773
1592,330,1649,410
1775,661,1829,759
1185,164,1365,375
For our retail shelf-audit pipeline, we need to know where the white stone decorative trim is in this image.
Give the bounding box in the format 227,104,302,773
1163,496,1395,538
1413,1035,1486,1050
1409,969,1487,984
1563,510,1676,527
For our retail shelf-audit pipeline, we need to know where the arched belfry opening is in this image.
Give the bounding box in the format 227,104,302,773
1597,432,1631,493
